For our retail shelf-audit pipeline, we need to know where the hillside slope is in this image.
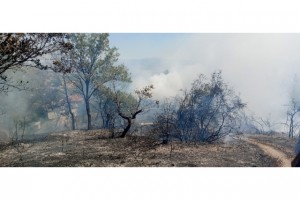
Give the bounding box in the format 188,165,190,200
0,131,295,167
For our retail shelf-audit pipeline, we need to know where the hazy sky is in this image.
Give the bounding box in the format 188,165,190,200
109,33,300,126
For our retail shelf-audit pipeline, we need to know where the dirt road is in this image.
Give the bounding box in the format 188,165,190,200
245,138,291,167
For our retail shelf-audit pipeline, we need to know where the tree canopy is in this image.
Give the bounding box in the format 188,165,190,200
0,33,72,93
56,33,131,130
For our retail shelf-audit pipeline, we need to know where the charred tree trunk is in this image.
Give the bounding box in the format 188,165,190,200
120,118,131,138
86,99,92,130
118,109,142,138
289,118,293,138
85,80,92,130
63,76,76,130
105,113,111,128
70,112,76,130
288,112,297,139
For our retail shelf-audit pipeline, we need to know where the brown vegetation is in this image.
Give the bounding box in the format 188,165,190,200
0,130,287,167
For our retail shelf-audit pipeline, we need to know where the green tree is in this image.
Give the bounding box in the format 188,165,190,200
58,33,131,130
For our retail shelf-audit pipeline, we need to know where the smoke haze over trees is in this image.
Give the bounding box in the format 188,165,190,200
110,33,300,132
1,33,300,143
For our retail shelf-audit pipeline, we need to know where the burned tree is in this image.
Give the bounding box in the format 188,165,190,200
153,99,178,144
176,71,245,143
286,98,300,138
112,85,154,138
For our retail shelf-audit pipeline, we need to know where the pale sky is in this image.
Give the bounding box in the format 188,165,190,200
109,33,300,127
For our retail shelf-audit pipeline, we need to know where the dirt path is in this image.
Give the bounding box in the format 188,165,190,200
245,138,291,167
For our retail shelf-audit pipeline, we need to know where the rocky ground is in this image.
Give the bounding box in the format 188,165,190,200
0,130,296,167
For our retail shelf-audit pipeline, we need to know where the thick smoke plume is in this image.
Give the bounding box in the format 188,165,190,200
114,34,300,130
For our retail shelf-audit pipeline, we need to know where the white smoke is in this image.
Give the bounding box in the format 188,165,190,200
116,34,300,126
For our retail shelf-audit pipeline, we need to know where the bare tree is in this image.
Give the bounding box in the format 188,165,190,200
8,116,31,166
286,98,300,138
153,99,178,144
112,85,154,138
237,112,275,134
10,117,27,143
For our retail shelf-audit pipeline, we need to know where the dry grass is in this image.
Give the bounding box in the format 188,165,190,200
0,130,285,167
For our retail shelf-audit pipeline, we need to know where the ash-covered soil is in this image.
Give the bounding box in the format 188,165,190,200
0,130,291,167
